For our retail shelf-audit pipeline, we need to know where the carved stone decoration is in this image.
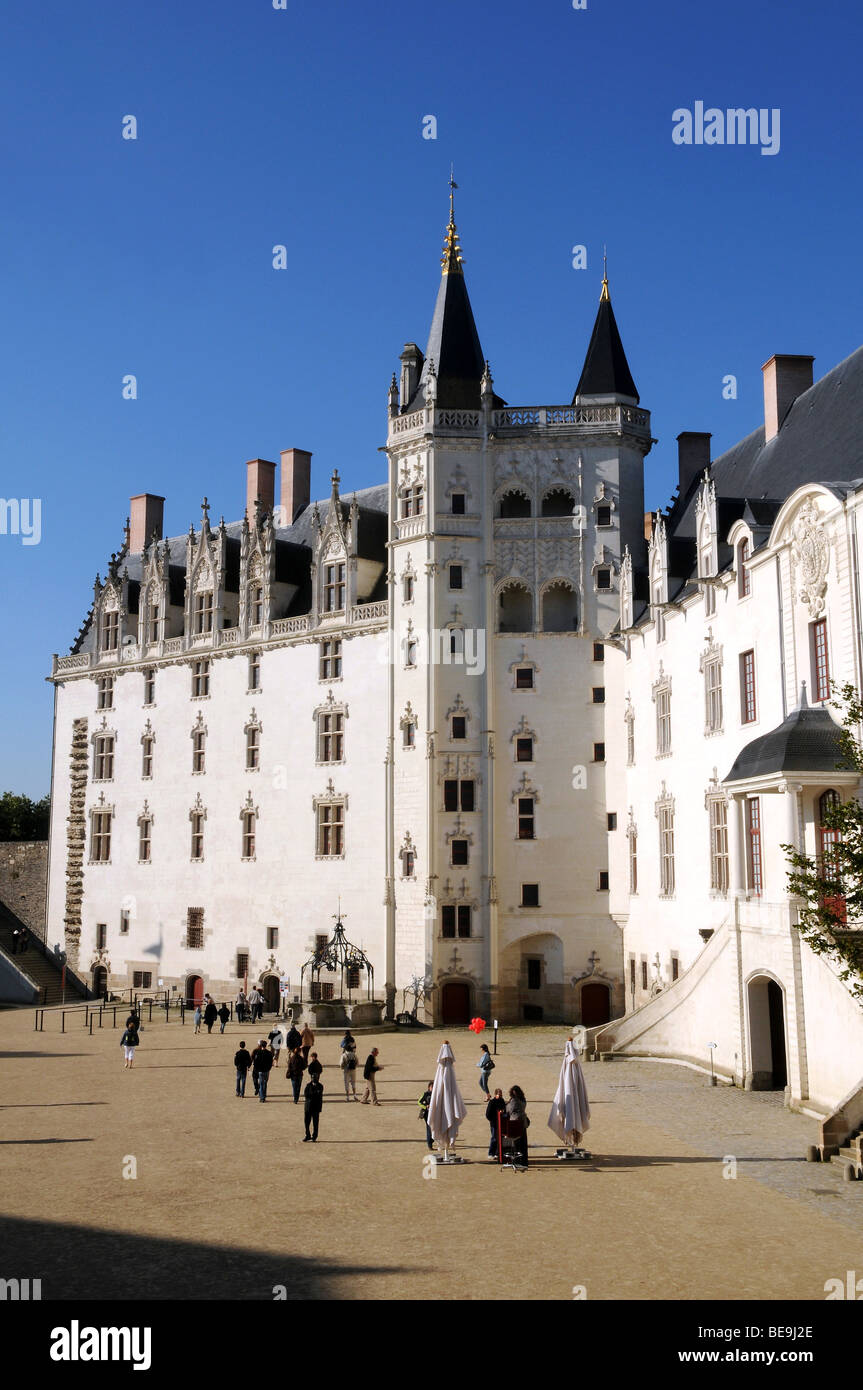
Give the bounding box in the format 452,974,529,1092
63,717,88,970
790,498,830,618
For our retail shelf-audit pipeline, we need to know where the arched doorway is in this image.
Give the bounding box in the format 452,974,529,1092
440,981,471,1026
262,975,280,1014
186,975,204,1009
92,966,107,1000
580,981,611,1027
747,975,787,1090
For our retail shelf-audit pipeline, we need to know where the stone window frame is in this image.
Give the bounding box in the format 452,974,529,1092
189,794,207,862
509,646,539,693
191,658,211,699
141,721,155,780
700,633,724,737
399,832,418,880
88,794,114,864
705,788,730,897
244,709,262,773
655,785,675,898
313,779,347,860
400,702,418,750
240,791,259,862
96,673,115,711
247,649,262,693
313,690,348,765
137,802,153,865
191,713,207,775
319,638,343,682
91,719,117,783
652,667,672,758
627,811,638,896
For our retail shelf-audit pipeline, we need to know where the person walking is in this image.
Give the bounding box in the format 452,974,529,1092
286,1022,302,1055
125,1009,141,1034
307,1050,323,1083
476,1043,495,1097
340,1044,359,1100
418,1081,434,1149
120,1021,140,1069
287,1046,307,1104
204,999,218,1035
234,1041,252,1097
486,1088,507,1160
193,1003,203,1035
505,1085,530,1168
361,1047,382,1105
250,1038,268,1097
235,989,248,1024
300,1023,315,1062
217,1002,230,1034
268,1023,284,1063
257,1043,274,1102
303,1077,324,1141
339,1029,356,1053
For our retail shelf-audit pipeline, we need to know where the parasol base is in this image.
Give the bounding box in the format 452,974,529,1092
555,1147,592,1160
433,1152,467,1165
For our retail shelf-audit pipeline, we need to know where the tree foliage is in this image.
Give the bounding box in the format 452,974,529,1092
0,792,51,841
783,682,863,1002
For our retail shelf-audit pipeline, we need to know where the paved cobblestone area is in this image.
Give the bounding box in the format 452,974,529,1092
0,1011,859,1301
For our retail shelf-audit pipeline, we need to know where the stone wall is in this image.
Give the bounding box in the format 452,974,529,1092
0,841,48,936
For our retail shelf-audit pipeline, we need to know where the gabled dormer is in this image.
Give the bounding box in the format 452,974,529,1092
93,553,132,662
184,498,229,643
312,472,357,625
619,546,634,632
239,501,276,638
695,473,719,615
648,515,669,640
138,538,171,650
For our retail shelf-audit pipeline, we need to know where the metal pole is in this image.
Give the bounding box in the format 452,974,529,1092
493,1019,499,1056
84,1005,89,1027
89,1013,94,1035
113,1006,117,1028
61,1011,65,1033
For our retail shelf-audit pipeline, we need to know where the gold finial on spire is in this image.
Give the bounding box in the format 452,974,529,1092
441,166,464,276
600,245,610,301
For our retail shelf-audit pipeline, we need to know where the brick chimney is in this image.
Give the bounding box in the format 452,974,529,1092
644,512,654,542
246,459,276,519
677,432,712,497
762,355,814,442
129,494,165,553
280,448,312,525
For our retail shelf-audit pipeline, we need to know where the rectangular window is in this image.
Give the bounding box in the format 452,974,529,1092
527,959,541,990
738,539,751,598
596,504,612,528
249,584,263,627
626,715,635,766
248,651,261,691
191,813,205,861
521,883,539,908
241,810,256,860
515,666,534,690
596,569,611,591
148,604,160,644
629,830,638,895
607,813,617,831
671,956,680,982
592,687,605,704
451,715,466,740
186,908,204,949
323,562,346,613
451,493,466,515
236,952,249,979
747,796,763,896
132,970,153,990
315,934,329,954
812,619,830,703
443,904,472,939
449,565,463,590
320,639,342,680
246,724,260,771
598,870,609,891
318,711,344,762
641,959,648,991
403,720,415,748
517,798,535,840
740,650,756,724
96,922,107,949
451,838,469,866
441,905,456,938
709,798,729,895
97,675,114,710
704,658,723,734
102,610,119,651
192,729,206,774
629,956,636,996
346,965,361,989
93,734,115,781
138,818,151,863
593,642,604,662
403,574,414,603
516,737,533,762
192,659,210,698
593,742,606,762
444,780,475,813
402,849,415,877
658,803,675,896
193,591,214,635
90,811,111,862
144,669,155,705
317,803,345,857
120,909,130,935
142,736,154,779
655,686,672,755
267,927,278,950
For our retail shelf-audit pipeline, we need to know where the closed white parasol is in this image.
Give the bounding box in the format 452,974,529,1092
547,1039,591,1145
428,1040,468,1150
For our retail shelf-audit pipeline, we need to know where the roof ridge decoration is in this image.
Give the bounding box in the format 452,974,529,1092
440,168,464,276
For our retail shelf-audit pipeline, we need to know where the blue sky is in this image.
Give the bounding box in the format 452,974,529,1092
1,0,861,796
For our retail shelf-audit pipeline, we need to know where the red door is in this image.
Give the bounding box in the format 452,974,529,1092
186,975,204,1008
441,982,471,1026
580,982,611,1027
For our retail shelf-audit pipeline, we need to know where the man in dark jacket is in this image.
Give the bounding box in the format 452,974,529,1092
250,1039,268,1096
204,1000,218,1034
256,1043,274,1102
419,1082,434,1150
303,1078,324,1141
361,1048,382,1105
287,1047,307,1103
217,1002,230,1034
234,1041,252,1097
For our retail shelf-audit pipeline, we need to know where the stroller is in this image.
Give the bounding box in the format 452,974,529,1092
496,1113,528,1174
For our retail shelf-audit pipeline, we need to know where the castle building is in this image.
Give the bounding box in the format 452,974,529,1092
46,193,648,1027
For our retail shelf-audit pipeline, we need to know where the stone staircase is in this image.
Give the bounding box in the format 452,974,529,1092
828,1125,863,1182
0,901,89,1006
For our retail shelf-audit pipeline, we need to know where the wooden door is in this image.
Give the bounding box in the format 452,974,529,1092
580,981,611,1027
441,982,471,1025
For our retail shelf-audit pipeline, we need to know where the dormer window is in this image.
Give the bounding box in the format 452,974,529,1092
737,538,751,598
193,590,214,635
248,582,263,626
323,562,346,613
102,609,119,652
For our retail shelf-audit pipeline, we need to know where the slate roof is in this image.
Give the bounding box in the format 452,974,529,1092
573,290,639,403
724,697,844,783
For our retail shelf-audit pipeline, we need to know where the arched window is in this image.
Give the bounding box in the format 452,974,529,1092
541,488,575,517
498,584,533,633
498,489,531,519
542,581,578,632
818,789,846,923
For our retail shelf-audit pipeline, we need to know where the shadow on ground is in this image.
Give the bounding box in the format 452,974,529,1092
0,1215,417,1300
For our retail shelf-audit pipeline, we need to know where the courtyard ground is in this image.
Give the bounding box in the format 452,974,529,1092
0,1006,859,1301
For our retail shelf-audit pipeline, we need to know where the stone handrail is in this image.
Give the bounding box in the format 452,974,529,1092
270,615,310,636
350,601,388,623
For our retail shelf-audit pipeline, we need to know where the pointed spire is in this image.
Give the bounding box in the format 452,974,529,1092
573,269,639,404
441,167,464,276
600,245,609,301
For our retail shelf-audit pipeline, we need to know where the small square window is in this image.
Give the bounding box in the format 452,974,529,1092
593,742,606,762
593,642,604,662
598,871,610,891
236,952,249,979
521,883,539,908
607,812,617,831
596,504,612,528
515,666,534,689
451,716,466,740
451,839,469,866
516,737,533,762
451,493,466,515
596,569,611,591
592,688,605,704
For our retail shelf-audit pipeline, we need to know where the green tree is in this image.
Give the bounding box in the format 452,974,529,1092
0,792,51,841
783,682,863,1002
